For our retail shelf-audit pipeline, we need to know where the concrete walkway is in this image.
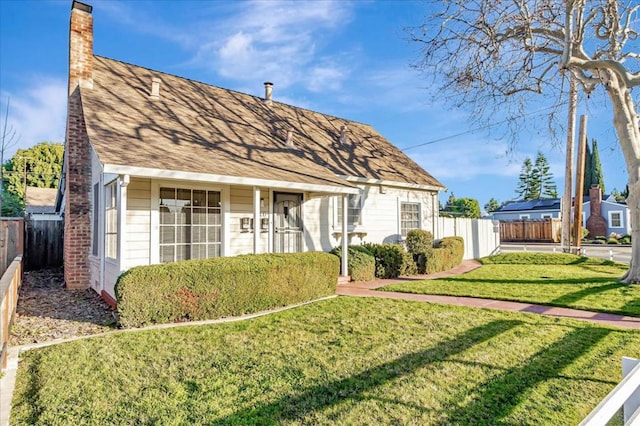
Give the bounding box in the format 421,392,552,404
337,260,640,330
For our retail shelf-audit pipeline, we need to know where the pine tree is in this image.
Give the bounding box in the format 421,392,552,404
590,139,605,195
516,157,536,200
583,140,592,196
484,197,501,213
535,151,557,198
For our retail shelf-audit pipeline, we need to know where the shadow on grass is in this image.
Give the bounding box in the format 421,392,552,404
550,282,628,306
440,326,612,425
216,319,523,424
438,277,618,286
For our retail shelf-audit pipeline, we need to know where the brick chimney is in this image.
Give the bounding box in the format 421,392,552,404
64,0,94,290
69,1,93,94
586,185,607,238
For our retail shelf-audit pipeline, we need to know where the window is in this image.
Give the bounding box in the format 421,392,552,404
92,182,99,256
105,181,118,259
336,193,362,227
541,213,552,219
609,211,623,228
400,202,420,236
519,214,530,219
159,187,222,262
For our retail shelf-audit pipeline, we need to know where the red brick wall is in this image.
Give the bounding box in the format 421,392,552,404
64,2,94,290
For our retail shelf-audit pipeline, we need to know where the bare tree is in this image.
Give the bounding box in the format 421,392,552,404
0,98,21,216
411,0,640,283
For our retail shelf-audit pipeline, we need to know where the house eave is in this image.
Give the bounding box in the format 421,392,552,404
338,175,445,192
102,164,360,194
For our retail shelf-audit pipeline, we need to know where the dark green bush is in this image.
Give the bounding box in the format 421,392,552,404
620,235,631,244
405,230,434,255
425,237,464,274
115,252,339,328
330,246,376,281
362,243,416,278
595,235,607,241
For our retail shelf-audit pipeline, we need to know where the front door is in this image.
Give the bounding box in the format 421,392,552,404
274,192,303,253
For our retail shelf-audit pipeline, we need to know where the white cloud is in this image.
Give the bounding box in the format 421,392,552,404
0,78,67,156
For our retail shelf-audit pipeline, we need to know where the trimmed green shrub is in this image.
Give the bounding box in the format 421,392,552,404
115,252,339,328
405,230,434,255
607,238,620,244
330,246,376,282
425,237,464,274
362,243,417,278
620,235,631,244
595,235,607,241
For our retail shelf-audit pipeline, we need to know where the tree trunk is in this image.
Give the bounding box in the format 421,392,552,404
600,70,640,283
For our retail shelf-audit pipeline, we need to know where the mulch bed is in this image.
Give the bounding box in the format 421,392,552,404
9,268,117,346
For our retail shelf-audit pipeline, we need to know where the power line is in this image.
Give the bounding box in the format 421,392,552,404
401,102,568,152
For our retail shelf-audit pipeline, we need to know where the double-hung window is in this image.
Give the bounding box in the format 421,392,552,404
400,202,420,236
336,193,362,228
159,187,222,262
609,211,623,228
105,181,118,259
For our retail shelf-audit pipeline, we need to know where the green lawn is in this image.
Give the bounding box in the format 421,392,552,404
12,297,640,425
383,255,640,317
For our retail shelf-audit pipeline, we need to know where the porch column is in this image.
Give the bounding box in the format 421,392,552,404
341,194,348,277
253,186,260,254
117,174,130,272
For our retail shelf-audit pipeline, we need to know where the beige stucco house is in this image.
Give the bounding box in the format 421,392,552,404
61,1,445,306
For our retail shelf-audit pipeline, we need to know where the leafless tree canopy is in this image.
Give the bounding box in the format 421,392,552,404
410,0,639,141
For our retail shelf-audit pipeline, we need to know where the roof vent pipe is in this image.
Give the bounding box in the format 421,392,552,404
339,125,349,144
150,77,161,99
264,82,273,106
286,129,294,147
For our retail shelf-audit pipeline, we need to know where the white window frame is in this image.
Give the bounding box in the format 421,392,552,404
104,181,118,260
519,214,530,219
158,186,223,263
608,210,624,228
400,202,421,236
540,213,553,219
92,182,100,256
334,191,363,229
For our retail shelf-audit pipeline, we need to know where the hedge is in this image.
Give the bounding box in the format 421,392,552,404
362,243,417,278
330,246,376,281
115,252,339,328
425,237,464,274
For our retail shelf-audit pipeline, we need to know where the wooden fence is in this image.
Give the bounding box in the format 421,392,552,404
0,255,23,371
434,217,501,259
499,218,561,242
0,218,24,276
25,217,64,271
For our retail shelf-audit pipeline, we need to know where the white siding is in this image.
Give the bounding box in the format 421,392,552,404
303,184,439,251
126,178,151,268
89,148,102,294
228,186,269,256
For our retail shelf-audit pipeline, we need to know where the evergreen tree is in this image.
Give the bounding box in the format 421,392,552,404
454,197,481,218
516,157,536,200
589,139,605,195
535,151,557,198
484,197,501,213
583,140,592,196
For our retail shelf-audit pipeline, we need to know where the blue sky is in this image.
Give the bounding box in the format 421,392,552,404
0,0,630,209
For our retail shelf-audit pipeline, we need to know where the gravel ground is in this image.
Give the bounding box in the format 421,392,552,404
9,268,117,346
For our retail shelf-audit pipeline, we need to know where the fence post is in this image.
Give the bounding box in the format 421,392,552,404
623,357,640,423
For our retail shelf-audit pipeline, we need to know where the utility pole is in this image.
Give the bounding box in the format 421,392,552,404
561,76,578,252
573,115,588,254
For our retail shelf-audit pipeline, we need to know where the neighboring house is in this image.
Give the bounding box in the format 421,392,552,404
25,187,59,220
491,199,561,220
60,1,445,306
491,186,631,237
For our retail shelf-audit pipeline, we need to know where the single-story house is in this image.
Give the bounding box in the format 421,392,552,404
60,1,446,306
25,187,59,220
491,186,630,237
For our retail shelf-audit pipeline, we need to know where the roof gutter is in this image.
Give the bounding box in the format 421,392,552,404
103,164,360,195
338,175,445,192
